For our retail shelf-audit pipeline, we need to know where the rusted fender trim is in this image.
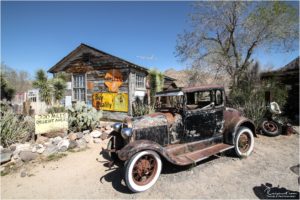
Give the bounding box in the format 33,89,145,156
117,140,183,165
224,117,256,145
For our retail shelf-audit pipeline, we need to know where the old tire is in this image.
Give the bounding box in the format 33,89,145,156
234,127,254,158
125,150,162,193
260,119,282,137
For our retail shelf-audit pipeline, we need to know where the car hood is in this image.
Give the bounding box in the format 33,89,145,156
125,112,176,129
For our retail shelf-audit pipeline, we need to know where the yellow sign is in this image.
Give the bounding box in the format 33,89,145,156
35,113,68,134
92,93,128,112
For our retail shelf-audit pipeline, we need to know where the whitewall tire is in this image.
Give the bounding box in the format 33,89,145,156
234,127,254,158
125,150,162,192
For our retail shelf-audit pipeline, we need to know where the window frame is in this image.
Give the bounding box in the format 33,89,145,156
135,74,146,90
72,73,86,102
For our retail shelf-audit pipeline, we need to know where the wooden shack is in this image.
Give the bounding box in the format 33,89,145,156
261,57,299,123
48,43,149,120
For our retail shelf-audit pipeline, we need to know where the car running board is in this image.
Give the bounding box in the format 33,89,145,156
166,143,234,165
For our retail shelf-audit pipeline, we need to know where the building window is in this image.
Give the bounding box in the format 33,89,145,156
29,97,37,102
136,74,145,89
73,74,86,101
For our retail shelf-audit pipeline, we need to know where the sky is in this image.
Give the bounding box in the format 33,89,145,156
1,1,299,79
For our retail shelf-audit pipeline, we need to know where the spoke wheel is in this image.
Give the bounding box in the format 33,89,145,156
263,121,278,133
132,155,158,186
260,119,282,137
125,150,162,193
234,127,254,158
238,132,251,153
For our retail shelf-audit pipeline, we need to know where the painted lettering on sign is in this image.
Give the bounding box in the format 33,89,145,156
92,93,128,112
35,113,68,134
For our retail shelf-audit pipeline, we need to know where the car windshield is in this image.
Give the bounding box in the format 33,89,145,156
154,94,184,110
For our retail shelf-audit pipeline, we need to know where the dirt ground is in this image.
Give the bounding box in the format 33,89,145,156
1,132,299,199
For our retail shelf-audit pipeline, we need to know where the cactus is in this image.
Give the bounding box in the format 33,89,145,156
68,102,102,132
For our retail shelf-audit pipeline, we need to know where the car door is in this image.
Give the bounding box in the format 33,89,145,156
214,89,225,136
184,90,216,140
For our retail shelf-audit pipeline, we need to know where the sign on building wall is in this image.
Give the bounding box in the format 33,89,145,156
35,113,68,134
104,69,123,92
92,92,128,112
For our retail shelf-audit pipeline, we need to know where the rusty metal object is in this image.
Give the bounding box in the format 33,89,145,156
132,154,158,186
117,138,233,166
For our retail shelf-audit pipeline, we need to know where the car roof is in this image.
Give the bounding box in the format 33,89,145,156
182,85,224,93
155,85,224,96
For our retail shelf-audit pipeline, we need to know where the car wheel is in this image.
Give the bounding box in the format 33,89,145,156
260,119,282,136
125,150,162,192
234,127,254,158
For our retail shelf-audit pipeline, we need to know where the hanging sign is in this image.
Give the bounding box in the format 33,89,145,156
92,92,128,112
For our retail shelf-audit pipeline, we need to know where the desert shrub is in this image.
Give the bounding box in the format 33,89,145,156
68,102,102,132
0,101,34,147
132,97,155,117
46,106,66,114
229,67,288,127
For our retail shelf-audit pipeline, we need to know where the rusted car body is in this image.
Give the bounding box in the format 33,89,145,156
105,85,256,192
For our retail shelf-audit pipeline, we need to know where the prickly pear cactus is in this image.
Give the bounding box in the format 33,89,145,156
68,102,102,132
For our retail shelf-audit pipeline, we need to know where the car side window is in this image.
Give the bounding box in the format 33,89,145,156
186,91,212,110
215,90,223,106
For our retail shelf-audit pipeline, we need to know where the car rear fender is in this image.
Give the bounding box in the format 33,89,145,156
224,117,256,145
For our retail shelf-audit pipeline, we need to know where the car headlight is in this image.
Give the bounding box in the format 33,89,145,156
121,128,133,139
112,123,122,132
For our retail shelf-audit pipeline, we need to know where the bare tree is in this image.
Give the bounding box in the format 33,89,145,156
176,1,298,87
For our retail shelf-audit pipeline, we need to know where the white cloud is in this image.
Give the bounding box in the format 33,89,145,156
136,55,157,60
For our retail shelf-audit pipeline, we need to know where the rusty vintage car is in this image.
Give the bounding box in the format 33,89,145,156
105,85,256,192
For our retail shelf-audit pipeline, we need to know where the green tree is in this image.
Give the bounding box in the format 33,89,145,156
32,70,53,105
176,1,298,88
0,73,15,101
52,76,67,105
149,69,164,105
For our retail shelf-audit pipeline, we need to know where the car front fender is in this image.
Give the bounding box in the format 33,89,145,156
117,140,181,165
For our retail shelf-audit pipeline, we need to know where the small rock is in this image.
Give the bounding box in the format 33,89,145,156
93,138,101,144
43,145,59,156
9,144,16,152
91,130,102,138
68,140,77,149
15,143,31,153
83,130,90,134
42,131,66,138
105,125,112,131
83,134,91,143
52,136,63,145
76,138,87,149
20,169,26,177
19,151,38,162
36,136,49,144
76,132,84,139
0,145,3,152
100,132,109,140
31,146,37,153
36,144,46,154
0,149,13,164
68,133,77,141
57,139,70,152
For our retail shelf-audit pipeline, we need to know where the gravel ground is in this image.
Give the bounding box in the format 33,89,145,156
1,132,299,199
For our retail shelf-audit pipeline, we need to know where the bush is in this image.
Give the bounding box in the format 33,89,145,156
0,101,34,147
132,97,155,117
68,102,102,132
46,106,66,114
230,80,288,127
